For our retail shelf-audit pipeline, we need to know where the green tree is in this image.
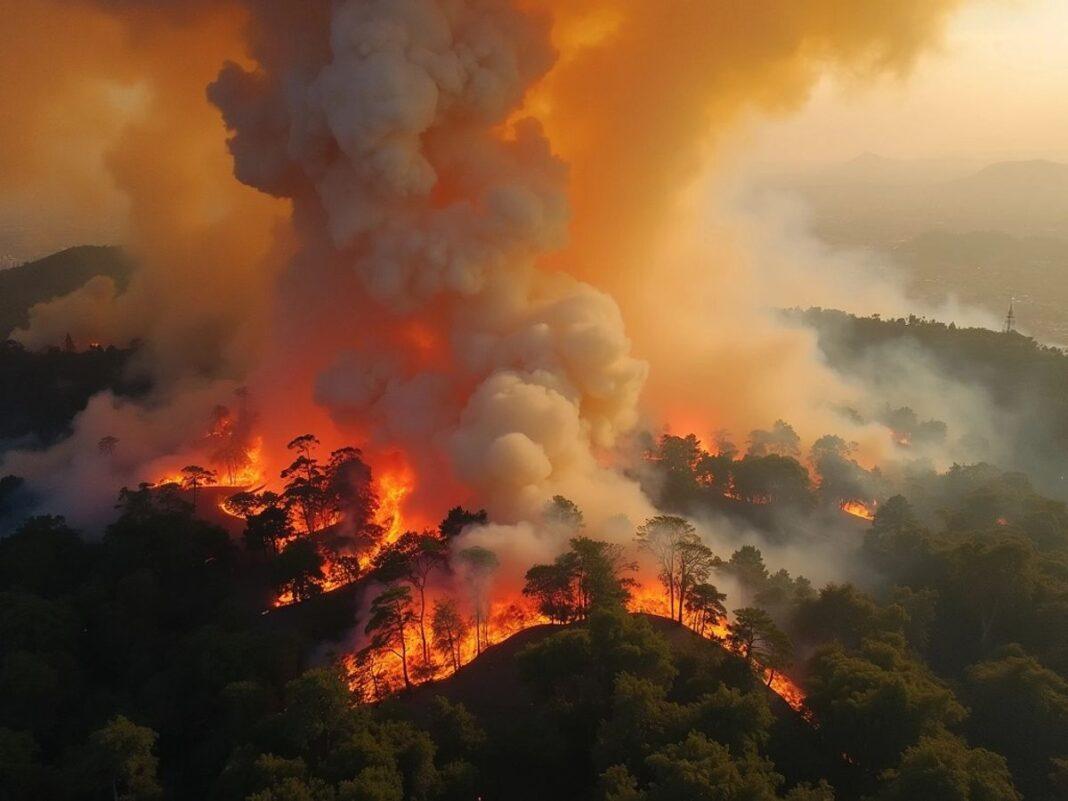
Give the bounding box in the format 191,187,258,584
730,455,813,508
643,732,780,801
875,735,1020,801
77,716,162,801
719,545,768,594
727,608,792,682
963,645,1068,801
747,419,801,458
805,637,965,774
244,504,291,556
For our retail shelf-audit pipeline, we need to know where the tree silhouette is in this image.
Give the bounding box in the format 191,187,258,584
685,583,727,636
179,465,217,511
272,538,324,603
636,515,701,620
431,598,470,672
364,585,416,690
438,506,488,539
727,607,793,683
281,434,325,533
456,546,500,654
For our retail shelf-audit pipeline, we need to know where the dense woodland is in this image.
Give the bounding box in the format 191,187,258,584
0,340,147,449
1,309,1068,800
786,307,1068,498
1,424,1066,800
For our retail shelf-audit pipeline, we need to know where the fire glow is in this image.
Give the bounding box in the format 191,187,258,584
347,575,809,716
840,499,876,521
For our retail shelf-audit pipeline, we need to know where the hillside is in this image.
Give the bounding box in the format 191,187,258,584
0,245,132,338
785,307,1068,498
387,614,829,801
398,615,801,723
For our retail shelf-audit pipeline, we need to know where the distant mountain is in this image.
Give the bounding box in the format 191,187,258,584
811,152,980,187
0,245,132,338
952,159,1068,192
763,157,1068,245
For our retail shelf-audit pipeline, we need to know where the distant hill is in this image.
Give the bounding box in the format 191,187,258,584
762,157,1068,244
0,245,133,338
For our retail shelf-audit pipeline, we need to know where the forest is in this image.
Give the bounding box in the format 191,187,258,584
1,412,1066,800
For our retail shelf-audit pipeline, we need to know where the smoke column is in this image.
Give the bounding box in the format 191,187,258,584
2,0,972,529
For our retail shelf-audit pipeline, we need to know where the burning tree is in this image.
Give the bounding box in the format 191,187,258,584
456,546,499,656
272,538,325,603
280,436,381,540
179,465,217,511
382,532,449,665
243,502,290,557
684,583,727,637
364,585,416,690
281,434,327,534
205,390,260,486
325,446,382,547
727,607,793,685
522,536,635,623
431,598,470,673
636,515,715,622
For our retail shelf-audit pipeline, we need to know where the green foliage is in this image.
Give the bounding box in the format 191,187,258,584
875,735,1020,801
805,638,965,775
727,608,793,678
963,645,1068,801
71,715,162,801
642,732,781,801
523,536,634,623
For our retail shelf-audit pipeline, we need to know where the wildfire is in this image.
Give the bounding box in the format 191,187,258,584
377,469,413,545
230,437,264,487
345,576,810,717
840,499,876,521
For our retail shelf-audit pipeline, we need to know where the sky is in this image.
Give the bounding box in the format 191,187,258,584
2,0,1065,263
734,0,1068,168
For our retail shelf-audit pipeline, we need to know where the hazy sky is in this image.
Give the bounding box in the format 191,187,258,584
736,0,1068,167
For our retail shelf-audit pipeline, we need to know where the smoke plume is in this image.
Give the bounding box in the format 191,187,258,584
2,0,974,532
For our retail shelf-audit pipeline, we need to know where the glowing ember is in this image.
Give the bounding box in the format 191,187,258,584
840,499,876,521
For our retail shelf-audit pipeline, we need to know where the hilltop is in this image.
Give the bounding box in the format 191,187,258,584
0,245,132,338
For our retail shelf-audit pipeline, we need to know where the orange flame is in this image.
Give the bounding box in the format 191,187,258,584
345,576,809,716
840,499,876,521
377,468,413,545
